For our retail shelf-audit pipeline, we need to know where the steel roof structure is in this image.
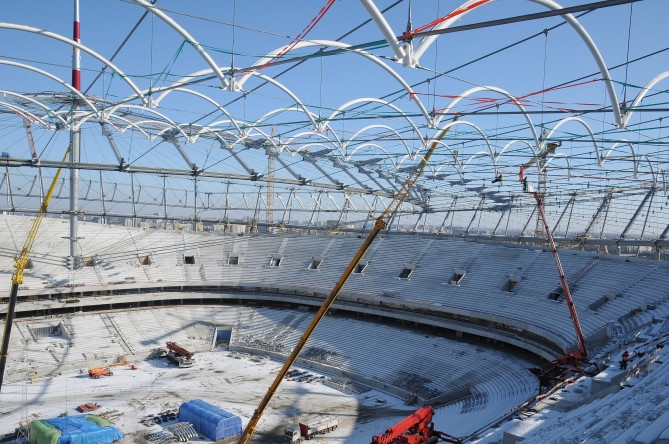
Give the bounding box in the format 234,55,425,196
0,0,668,256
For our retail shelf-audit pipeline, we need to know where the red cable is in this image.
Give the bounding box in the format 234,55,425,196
409,0,493,38
256,0,336,71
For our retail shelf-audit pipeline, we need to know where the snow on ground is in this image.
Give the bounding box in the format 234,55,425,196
2,339,669,443
0,349,446,443
2,307,668,443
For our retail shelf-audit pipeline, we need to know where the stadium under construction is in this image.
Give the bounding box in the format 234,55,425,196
1,1,669,443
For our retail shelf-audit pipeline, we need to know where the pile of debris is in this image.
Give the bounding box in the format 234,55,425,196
140,409,178,427
145,423,199,444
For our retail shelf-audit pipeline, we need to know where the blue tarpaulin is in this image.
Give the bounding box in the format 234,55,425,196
41,415,123,444
179,399,242,440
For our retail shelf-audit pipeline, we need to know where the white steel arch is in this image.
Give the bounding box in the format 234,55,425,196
410,0,623,127
0,60,101,123
161,39,433,126
621,71,669,127
434,85,540,150
345,125,413,160
0,90,68,128
0,102,52,129
160,88,244,136
323,98,424,145
0,23,147,105
128,0,231,91
423,119,495,166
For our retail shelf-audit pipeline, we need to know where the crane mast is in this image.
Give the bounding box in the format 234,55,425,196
236,117,457,444
530,189,588,360
0,146,72,392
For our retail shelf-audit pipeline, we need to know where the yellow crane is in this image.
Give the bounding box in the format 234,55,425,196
0,145,72,392
237,117,457,444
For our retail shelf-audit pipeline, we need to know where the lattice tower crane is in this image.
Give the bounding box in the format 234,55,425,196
267,127,275,225
0,146,72,392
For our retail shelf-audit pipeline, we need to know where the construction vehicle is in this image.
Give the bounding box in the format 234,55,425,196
0,145,72,393
284,417,339,443
520,171,597,390
166,341,194,367
76,403,102,413
236,117,459,444
88,367,113,379
371,406,462,444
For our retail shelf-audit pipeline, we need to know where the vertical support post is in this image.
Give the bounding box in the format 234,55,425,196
620,188,655,240
193,176,198,232
99,170,106,224
553,195,574,236
465,197,485,234
251,186,262,234
504,205,512,236
162,175,168,228
69,0,81,263
565,199,576,238
223,181,230,229
38,166,44,203
282,189,295,226
130,173,136,228
439,196,458,233
521,205,538,238
308,191,322,228
6,167,14,212
492,208,506,236
412,212,423,232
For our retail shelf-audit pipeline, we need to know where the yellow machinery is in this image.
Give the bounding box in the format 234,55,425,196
237,118,457,443
0,146,72,392
520,141,561,173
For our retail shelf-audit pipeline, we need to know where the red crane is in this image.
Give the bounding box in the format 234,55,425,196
531,189,588,364
520,171,596,390
371,406,461,444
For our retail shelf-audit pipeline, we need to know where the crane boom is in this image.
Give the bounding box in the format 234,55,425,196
371,406,434,444
0,145,72,392
531,190,588,359
520,141,561,171
24,119,39,161
236,117,458,444
13,112,39,161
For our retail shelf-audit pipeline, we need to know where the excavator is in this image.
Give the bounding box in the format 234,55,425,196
166,341,194,367
371,406,462,444
0,146,72,393
236,117,459,444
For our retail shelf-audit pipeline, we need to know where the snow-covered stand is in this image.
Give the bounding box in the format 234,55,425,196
178,398,242,440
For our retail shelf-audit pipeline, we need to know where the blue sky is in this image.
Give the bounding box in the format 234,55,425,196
0,0,668,233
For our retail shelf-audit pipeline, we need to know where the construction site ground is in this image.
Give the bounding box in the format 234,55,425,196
0,350,442,443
